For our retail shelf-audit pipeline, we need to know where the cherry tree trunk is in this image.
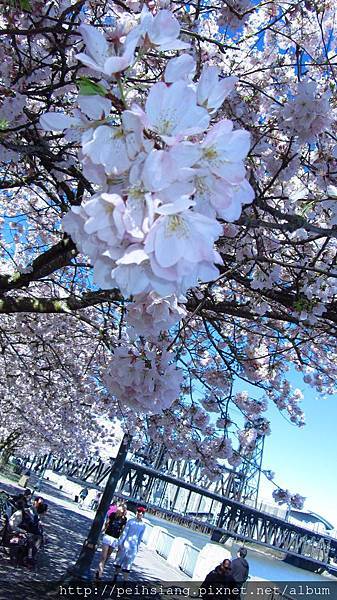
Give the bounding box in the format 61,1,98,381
65,433,131,581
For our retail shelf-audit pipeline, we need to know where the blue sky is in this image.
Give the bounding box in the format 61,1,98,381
256,371,337,527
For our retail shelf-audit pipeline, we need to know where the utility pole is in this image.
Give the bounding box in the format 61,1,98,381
65,433,131,581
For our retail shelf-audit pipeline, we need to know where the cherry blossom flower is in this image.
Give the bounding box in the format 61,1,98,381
138,81,210,144
141,144,199,192
62,206,103,262
197,66,237,111
126,292,187,336
272,489,305,509
76,24,136,76
78,95,112,120
200,119,250,183
39,111,84,132
280,81,331,143
238,427,257,449
144,197,223,292
82,125,131,175
290,493,306,510
126,7,190,52
111,245,152,296
217,0,252,31
164,54,196,83
82,193,126,242
193,170,254,221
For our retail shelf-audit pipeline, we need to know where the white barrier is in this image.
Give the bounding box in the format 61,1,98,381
180,542,200,577
142,519,153,545
192,542,231,580
147,525,168,550
156,529,175,560
143,525,233,580
167,537,193,569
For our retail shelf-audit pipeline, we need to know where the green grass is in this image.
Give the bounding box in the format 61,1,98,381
0,465,21,482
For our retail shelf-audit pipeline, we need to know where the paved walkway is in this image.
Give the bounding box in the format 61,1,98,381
0,474,191,600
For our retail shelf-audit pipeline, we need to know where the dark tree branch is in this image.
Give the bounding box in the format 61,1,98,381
0,237,77,293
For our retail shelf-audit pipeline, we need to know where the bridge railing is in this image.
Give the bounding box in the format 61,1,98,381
147,506,214,535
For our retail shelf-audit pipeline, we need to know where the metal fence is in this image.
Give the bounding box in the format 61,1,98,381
156,529,175,560
148,506,214,535
179,543,200,577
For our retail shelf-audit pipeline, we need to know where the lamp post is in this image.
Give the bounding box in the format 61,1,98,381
65,433,131,581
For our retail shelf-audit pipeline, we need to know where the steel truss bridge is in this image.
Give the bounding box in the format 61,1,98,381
25,450,337,575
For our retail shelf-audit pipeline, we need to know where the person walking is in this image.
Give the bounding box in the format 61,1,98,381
96,506,127,579
90,491,102,511
113,506,146,580
107,501,118,517
200,559,237,599
230,547,249,598
78,487,88,507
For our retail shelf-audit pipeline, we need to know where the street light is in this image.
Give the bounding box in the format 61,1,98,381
65,433,131,581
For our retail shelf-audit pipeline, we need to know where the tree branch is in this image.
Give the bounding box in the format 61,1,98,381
0,237,77,293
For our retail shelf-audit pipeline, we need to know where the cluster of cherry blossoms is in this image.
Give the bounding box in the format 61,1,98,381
267,380,305,427
217,0,252,32
280,81,331,143
126,292,187,337
102,343,183,414
272,489,306,510
40,7,253,317
234,391,268,417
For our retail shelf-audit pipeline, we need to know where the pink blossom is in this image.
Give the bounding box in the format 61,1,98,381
82,125,131,175
126,8,190,52
78,95,112,120
39,112,83,132
140,81,210,144
197,67,237,111
280,81,331,143
103,343,183,414
76,24,136,76
164,54,196,83
201,120,250,183
126,292,187,336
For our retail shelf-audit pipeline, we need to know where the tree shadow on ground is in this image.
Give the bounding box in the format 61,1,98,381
0,478,93,582
0,477,190,600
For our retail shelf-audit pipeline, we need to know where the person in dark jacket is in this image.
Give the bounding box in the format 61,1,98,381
11,489,32,510
78,487,89,507
200,559,237,599
230,548,249,597
8,497,48,567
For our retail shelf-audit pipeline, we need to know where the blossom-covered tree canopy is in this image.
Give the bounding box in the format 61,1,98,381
1,0,337,507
